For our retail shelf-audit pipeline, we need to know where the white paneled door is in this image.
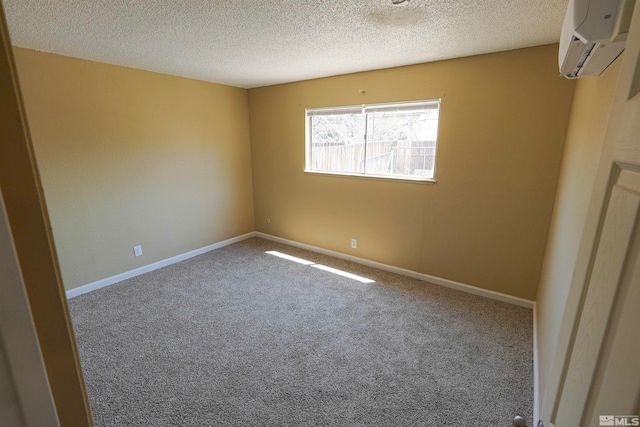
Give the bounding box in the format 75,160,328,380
541,4,640,427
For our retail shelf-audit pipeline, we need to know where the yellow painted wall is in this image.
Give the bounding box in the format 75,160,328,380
12,44,578,302
13,48,255,290
248,44,575,300
535,57,622,405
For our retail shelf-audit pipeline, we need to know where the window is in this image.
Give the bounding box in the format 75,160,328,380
305,100,440,181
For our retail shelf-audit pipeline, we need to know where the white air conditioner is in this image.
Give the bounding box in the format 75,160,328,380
559,0,635,78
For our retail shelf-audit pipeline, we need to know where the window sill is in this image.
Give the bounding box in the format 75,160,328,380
303,170,437,184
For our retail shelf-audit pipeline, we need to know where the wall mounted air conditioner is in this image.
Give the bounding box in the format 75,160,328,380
559,0,636,78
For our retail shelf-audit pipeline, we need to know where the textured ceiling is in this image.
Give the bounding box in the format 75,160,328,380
3,0,569,88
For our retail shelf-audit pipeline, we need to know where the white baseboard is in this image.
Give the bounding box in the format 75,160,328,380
65,232,256,299
67,230,535,310
533,302,540,424
255,232,534,309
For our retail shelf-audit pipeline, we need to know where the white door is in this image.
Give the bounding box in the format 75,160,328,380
0,188,60,427
540,4,640,427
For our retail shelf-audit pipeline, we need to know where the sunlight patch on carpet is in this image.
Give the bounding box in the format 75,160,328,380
265,250,315,265
266,250,375,283
310,264,375,283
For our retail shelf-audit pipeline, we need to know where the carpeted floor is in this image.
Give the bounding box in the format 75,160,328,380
68,237,533,426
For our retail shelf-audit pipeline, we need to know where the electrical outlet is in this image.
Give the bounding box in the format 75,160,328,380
266,218,271,224
351,239,357,249
134,245,143,257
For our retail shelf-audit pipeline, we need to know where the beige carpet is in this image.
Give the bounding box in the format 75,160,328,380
68,237,533,426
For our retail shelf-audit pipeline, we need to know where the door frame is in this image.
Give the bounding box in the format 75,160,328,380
0,2,93,426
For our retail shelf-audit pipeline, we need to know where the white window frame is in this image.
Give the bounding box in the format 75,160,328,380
305,99,441,182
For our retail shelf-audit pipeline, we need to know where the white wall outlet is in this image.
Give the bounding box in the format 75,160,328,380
133,245,143,257
351,238,357,249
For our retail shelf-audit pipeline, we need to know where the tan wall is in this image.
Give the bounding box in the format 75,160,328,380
248,44,574,300
535,58,621,405
13,48,255,290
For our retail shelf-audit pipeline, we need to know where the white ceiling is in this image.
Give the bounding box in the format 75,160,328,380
3,0,569,89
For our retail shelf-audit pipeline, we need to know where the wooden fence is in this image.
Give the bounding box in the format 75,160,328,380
312,140,436,177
